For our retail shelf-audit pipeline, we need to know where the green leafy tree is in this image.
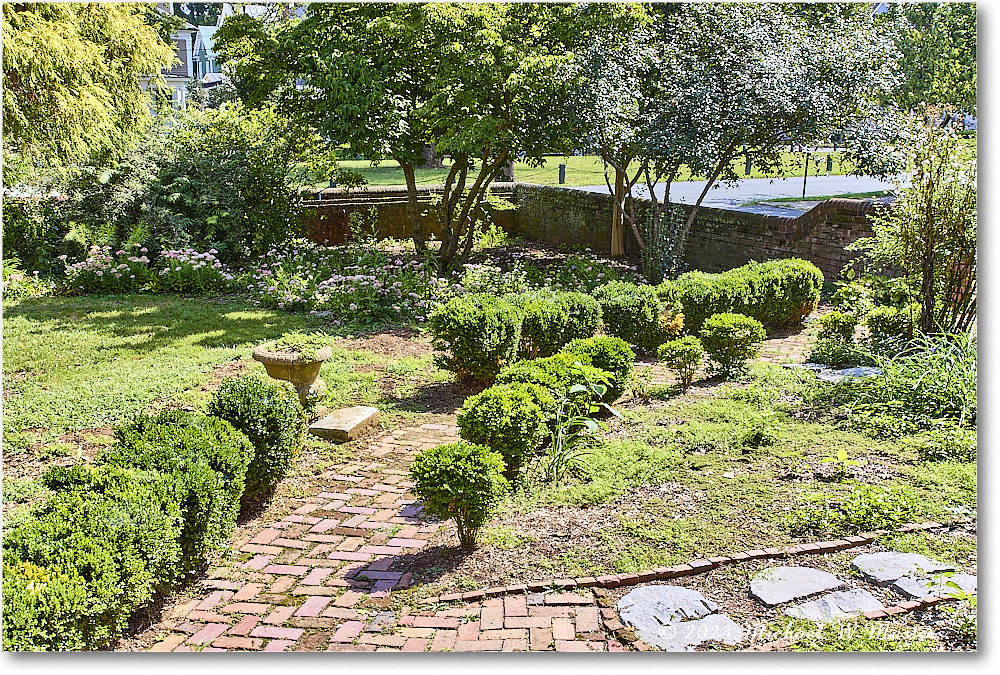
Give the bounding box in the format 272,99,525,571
573,4,901,282
849,124,976,333
2,3,176,183
891,2,977,116
215,2,585,270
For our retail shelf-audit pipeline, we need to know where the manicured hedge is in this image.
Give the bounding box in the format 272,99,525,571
428,293,522,384
560,336,635,403
208,375,305,506
2,411,256,651
495,352,612,408
457,384,549,481
671,258,823,333
593,281,668,350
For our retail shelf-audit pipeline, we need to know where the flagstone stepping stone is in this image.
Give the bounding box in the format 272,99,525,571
851,552,953,586
814,366,883,383
618,585,742,651
784,589,885,623
750,567,846,606
892,573,977,599
308,406,380,442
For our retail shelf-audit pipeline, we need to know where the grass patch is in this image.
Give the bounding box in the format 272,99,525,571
3,295,327,437
880,530,977,568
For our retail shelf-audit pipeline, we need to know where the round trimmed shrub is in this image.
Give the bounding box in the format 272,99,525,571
556,291,602,343
508,290,571,359
673,271,752,333
816,310,858,342
207,374,305,505
699,312,767,376
657,336,705,390
2,561,89,651
561,336,635,403
593,281,666,350
409,441,510,549
457,384,548,481
105,411,252,574
2,487,182,650
753,258,824,326
866,303,919,343
428,293,522,383
495,352,611,407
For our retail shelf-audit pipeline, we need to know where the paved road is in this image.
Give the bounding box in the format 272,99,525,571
569,175,898,216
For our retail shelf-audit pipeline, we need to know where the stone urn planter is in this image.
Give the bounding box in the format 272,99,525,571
252,342,333,406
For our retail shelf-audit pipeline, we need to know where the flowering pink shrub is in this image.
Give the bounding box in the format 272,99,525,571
62,245,153,294
154,248,234,294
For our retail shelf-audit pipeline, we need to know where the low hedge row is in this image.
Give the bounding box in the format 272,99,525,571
664,258,824,333
429,291,602,384
3,378,304,652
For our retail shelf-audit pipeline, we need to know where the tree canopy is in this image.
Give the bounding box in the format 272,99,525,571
215,1,601,269
2,2,176,184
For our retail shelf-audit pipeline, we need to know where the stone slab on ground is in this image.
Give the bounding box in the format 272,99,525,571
814,366,882,383
784,589,885,624
309,406,380,443
750,567,846,607
892,573,977,599
619,586,718,624
618,586,741,652
852,553,954,586
650,614,743,652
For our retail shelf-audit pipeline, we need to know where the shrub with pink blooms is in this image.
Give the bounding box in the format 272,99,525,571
153,248,234,294
62,245,154,294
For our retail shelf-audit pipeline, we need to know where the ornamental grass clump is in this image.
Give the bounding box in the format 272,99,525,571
409,442,509,549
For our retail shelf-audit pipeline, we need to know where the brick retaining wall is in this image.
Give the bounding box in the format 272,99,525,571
300,183,877,279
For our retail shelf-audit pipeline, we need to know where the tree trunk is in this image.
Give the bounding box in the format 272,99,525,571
398,160,426,252
611,166,627,257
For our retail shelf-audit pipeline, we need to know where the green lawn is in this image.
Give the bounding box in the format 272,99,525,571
296,151,853,190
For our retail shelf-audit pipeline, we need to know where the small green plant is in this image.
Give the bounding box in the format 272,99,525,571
543,375,622,483
270,331,333,362
740,410,782,450
456,384,549,482
865,303,920,352
819,447,860,480
409,441,510,549
699,313,767,377
786,484,921,536
657,336,704,390
919,424,976,463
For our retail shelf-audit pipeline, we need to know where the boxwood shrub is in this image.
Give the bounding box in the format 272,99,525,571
495,352,612,408
561,336,635,403
2,561,90,651
428,293,522,384
208,374,305,505
2,485,182,650
508,290,572,359
104,411,252,575
409,441,510,549
593,281,668,350
673,258,823,332
699,312,767,376
457,384,549,481
657,336,705,390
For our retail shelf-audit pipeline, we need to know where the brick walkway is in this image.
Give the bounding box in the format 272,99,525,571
144,317,824,653
145,422,623,652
